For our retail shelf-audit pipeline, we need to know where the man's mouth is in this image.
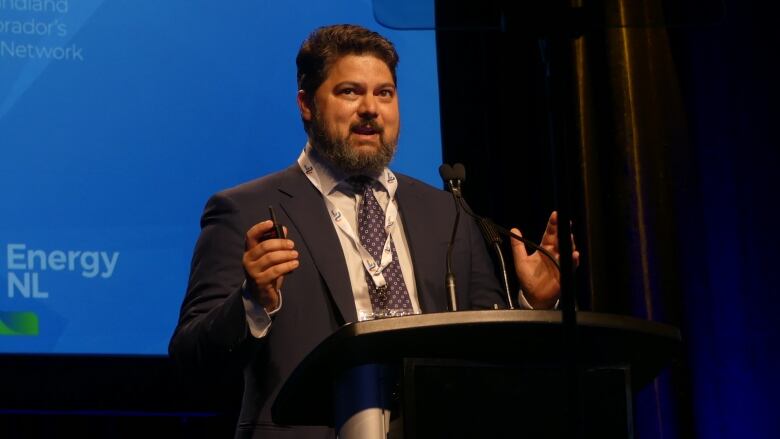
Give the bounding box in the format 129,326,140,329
351,121,382,136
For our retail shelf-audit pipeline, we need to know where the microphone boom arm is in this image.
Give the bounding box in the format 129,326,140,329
458,197,561,272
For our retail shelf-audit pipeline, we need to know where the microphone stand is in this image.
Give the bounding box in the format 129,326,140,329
440,164,462,312
441,163,564,311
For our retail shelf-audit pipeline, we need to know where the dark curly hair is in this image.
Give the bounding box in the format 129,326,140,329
296,24,399,97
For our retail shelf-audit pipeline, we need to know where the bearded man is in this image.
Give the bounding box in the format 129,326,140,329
170,24,575,439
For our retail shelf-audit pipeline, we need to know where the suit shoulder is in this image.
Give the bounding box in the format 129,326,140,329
210,164,300,206
394,173,449,200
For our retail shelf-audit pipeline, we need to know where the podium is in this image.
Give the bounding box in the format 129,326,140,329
272,310,680,438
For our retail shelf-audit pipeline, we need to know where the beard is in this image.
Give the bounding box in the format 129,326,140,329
308,111,398,176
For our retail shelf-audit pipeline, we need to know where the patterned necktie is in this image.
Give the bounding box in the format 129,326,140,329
350,177,414,317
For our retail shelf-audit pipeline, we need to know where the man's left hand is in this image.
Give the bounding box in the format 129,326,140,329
510,211,579,309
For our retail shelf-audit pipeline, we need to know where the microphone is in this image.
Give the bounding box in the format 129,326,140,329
446,164,560,271
443,162,514,308
449,163,465,195
442,163,562,309
438,164,461,311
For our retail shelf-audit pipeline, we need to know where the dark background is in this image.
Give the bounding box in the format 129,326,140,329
3,0,779,437
438,0,780,437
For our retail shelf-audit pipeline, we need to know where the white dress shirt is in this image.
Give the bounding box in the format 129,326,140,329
242,144,420,337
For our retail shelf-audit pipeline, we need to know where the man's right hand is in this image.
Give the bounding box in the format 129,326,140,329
243,220,299,313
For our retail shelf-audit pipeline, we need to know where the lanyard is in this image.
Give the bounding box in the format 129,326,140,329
298,149,400,289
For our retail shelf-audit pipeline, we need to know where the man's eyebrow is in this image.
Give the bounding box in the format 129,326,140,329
333,81,364,88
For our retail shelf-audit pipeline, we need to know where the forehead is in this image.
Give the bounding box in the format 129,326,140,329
323,54,395,85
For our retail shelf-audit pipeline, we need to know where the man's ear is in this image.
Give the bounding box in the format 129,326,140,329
297,90,313,122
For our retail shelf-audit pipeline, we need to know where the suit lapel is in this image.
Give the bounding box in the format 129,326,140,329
396,177,448,313
277,166,357,323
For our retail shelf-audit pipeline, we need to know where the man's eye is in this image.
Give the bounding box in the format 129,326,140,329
340,88,355,95
378,90,394,98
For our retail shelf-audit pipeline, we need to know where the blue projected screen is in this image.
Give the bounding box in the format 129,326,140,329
0,1,442,354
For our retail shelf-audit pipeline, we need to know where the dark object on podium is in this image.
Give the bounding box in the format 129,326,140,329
272,310,680,438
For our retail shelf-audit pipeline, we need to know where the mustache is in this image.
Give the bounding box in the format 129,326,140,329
350,119,384,134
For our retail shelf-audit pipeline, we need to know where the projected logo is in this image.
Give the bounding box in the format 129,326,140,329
0,0,85,62
5,243,119,299
0,311,38,335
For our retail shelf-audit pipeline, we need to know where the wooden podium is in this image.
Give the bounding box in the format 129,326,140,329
272,310,680,438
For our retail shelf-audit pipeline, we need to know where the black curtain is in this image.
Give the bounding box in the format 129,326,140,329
436,0,780,437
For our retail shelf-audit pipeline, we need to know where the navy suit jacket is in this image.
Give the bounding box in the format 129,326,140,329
169,164,504,438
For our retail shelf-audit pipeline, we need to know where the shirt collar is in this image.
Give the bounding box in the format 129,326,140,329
303,142,392,195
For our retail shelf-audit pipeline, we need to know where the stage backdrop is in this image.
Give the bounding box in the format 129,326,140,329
0,0,442,354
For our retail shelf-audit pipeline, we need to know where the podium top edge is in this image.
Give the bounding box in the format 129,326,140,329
340,310,681,342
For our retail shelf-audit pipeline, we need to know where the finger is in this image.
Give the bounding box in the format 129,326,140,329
541,214,559,246
246,238,296,261
251,278,284,311
255,249,299,272
261,289,281,310
254,260,300,284
246,220,275,248
265,224,289,240
572,250,581,268
509,227,529,259
244,247,298,276
541,211,558,233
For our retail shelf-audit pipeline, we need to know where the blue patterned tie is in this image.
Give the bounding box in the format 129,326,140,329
351,177,413,316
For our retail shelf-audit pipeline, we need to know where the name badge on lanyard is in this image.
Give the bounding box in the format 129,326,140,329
298,149,400,288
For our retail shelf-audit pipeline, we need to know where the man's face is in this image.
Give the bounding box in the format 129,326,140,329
299,54,400,175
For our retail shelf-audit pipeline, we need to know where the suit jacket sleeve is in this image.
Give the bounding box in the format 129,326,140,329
168,192,262,372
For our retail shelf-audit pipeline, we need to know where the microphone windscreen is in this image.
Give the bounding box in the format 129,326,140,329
452,163,466,182
439,163,454,181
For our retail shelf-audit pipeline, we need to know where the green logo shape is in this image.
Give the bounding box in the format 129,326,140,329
0,311,39,335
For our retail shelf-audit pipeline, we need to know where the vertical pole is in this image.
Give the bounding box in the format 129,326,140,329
540,29,582,437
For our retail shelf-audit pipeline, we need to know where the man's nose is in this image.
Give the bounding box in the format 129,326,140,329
357,94,378,118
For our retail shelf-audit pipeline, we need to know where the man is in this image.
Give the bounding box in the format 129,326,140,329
170,24,576,438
